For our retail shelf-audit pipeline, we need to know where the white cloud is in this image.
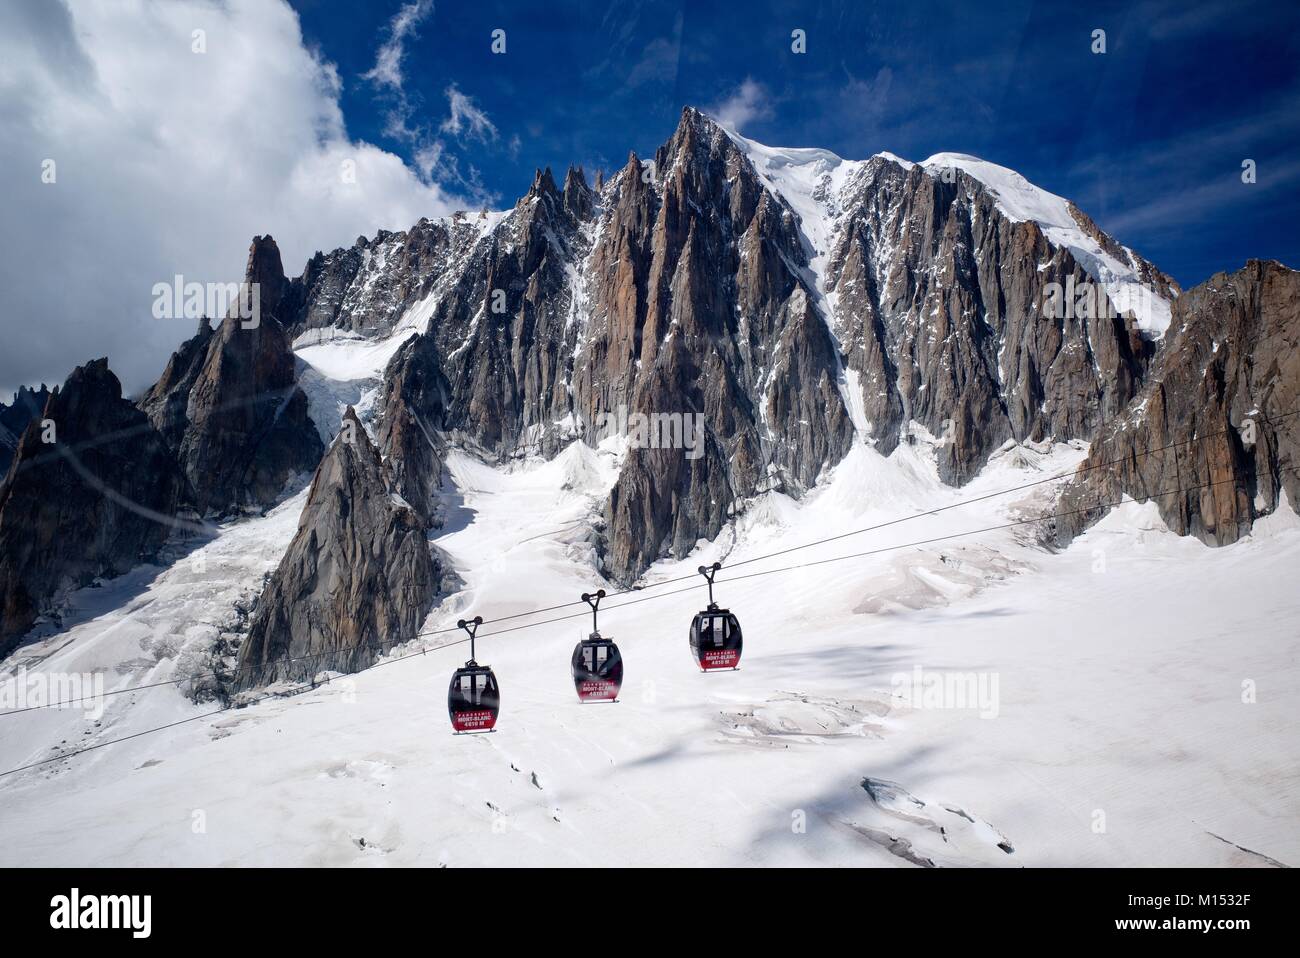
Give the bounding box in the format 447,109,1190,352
0,0,468,398
361,0,433,92
363,0,433,144
625,37,680,88
441,84,498,142
358,4,497,201
707,78,772,133
413,140,448,181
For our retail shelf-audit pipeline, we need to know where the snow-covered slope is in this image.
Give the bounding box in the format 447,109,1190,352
290,209,513,440
2,433,1297,867
0,115,1290,868
0,488,311,785
714,127,868,308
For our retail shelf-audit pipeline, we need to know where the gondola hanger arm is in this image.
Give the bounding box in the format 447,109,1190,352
457,615,484,664
580,590,606,633
697,562,722,608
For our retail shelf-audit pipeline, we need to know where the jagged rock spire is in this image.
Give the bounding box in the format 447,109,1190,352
530,166,559,198
0,383,53,476
562,165,593,219
0,359,190,653
139,239,323,515
243,235,290,323
233,404,439,689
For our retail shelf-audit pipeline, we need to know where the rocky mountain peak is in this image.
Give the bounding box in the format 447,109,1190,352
336,406,378,469
654,106,738,185
377,333,447,523
674,105,715,140
528,166,560,200
1054,258,1300,546
620,150,644,180
0,382,53,477
141,293,322,516
244,235,290,321
520,165,588,236
233,403,439,689
0,358,190,653
575,104,856,581
562,165,593,219
46,358,121,416
339,403,364,432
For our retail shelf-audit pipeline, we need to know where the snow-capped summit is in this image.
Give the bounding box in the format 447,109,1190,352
920,151,1176,334
714,120,1177,337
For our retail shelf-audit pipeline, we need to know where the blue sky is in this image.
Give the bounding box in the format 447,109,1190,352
291,0,1300,287
3,0,1298,398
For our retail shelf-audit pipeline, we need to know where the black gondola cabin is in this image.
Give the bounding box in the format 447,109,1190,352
572,590,621,702
571,634,623,702
689,608,742,670
447,617,499,732
689,563,742,671
447,664,500,731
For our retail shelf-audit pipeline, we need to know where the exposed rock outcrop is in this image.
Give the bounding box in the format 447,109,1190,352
1054,260,1300,543
580,110,855,578
177,110,1227,591
0,384,52,476
376,333,448,524
562,165,594,220
315,109,1178,582
290,169,594,464
137,315,216,449
283,215,504,342
826,156,1155,483
140,237,323,515
0,359,190,653
432,165,594,457
233,407,438,688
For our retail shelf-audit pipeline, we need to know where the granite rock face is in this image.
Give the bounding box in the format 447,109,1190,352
578,112,855,579
824,156,1163,484
1053,260,1300,543
429,166,593,457
376,332,448,525
140,237,323,515
0,384,52,477
137,315,216,450
234,407,438,688
260,109,1193,583
355,113,860,581
283,216,506,343
0,360,190,653
11,108,1288,669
